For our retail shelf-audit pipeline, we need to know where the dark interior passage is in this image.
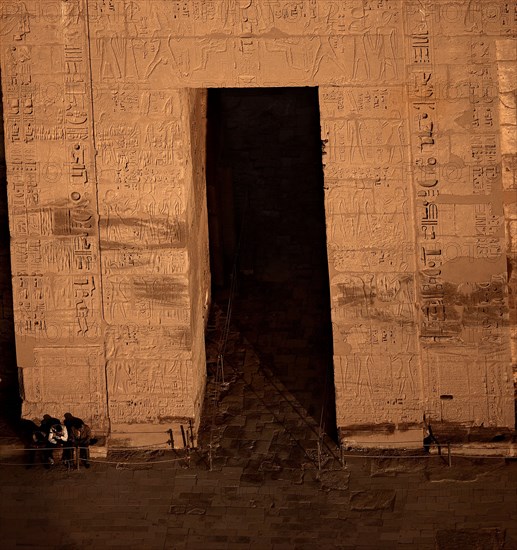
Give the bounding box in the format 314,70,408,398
206,88,336,439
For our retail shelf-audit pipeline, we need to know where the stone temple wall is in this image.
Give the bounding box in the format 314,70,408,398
0,0,515,446
0,80,17,406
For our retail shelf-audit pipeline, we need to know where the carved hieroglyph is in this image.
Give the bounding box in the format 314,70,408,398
0,0,515,444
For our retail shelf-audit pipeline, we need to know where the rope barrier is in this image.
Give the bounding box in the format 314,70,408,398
0,444,193,467
5,440,513,452
341,444,515,449
108,442,172,450
0,450,512,468
0,458,189,467
4,441,176,452
340,453,511,459
87,457,190,465
2,442,514,453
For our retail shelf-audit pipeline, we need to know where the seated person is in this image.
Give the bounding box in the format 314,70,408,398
41,416,68,467
64,415,93,468
19,419,46,468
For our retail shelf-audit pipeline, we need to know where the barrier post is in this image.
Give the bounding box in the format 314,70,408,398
167,429,174,449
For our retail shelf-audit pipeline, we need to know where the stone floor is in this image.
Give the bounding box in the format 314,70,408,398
1,304,517,549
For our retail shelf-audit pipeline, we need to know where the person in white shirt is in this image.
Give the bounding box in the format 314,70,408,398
43,419,68,467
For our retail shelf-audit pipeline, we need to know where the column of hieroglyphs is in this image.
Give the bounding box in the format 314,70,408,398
0,80,17,395
88,2,209,441
0,0,108,430
496,38,517,394
404,1,514,430
318,1,422,437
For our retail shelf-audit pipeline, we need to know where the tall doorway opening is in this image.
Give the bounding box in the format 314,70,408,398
206,88,336,439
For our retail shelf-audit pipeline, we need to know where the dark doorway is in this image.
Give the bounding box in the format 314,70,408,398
206,87,336,440
0,73,21,431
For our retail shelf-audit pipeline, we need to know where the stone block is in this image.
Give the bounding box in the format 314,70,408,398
350,490,396,512
435,528,505,549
